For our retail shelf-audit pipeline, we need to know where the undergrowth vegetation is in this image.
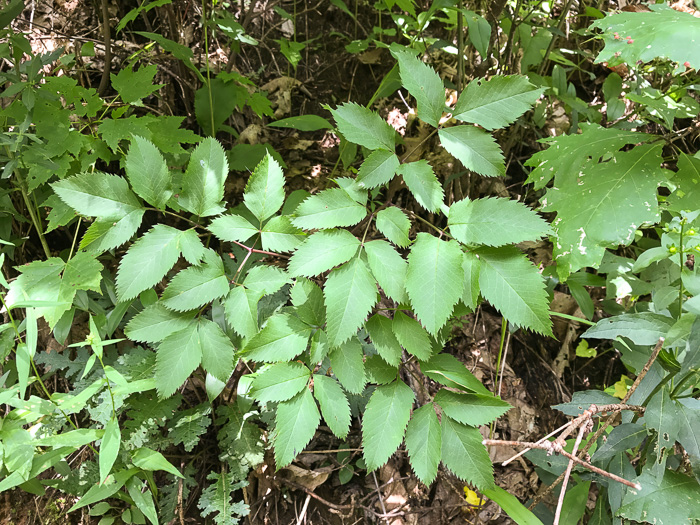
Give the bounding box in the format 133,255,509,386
0,0,698,523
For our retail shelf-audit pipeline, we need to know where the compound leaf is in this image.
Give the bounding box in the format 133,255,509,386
366,314,403,367
364,240,407,304
244,153,285,222
261,215,306,252
287,229,360,277
394,50,445,127
329,338,366,394
208,214,259,244
292,188,367,230
440,417,494,490
330,102,396,151
392,311,432,361
125,303,196,343
161,250,229,311
52,171,143,220
313,374,351,439
243,313,312,362
375,207,411,248
251,362,310,404
397,161,444,213
155,323,203,398
198,318,236,384
439,126,505,177
179,137,228,217
405,404,441,485
273,388,320,468
356,150,400,188
223,286,261,340
125,135,172,209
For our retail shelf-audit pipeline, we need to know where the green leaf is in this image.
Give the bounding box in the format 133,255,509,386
179,137,228,217
161,250,229,311
243,265,289,295
288,229,360,277
364,240,407,303
251,362,310,404
197,472,249,525
440,417,494,490
477,246,553,336
99,417,121,484
273,388,320,468
392,311,432,361
362,380,414,471
583,312,674,345
309,329,329,363
291,277,326,327
617,470,700,525
329,339,366,394
375,207,411,248
261,215,306,252
448,197,551,247
125,477,158,525
420,353,491,395
313,375,351,439
155,324,203,398
244,153,285,222
80,210,145,253
111,64,163,104
365,354,397,384
224,286,260,340
453,76,543,130
208,214,259,244
52,171,143,220
125,135,172,209
324,257,377,347
330,102,396,151
406,233,464,334
243,313,312,362
481,486,545,525
116,224,183,301
667,153,700,213
178,228,206,265
405,404,441,485
591,4,700,71
135,31,204,82
394,50,445,127
131,447,184,478
198,318,236,383
439,126,505,177
462,251,480,310
125,303,196,343
292,188,367,230
434,390,511,426
366,314,403,367
268,114,333,131
397,161,444,213
464,11,491,58
356,150,400,188
541,144,666,278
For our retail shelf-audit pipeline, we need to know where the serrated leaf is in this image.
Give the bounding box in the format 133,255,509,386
365,354,398,384
330,102,396,151
274,388,320,468
155,324,203,398
406,233,464,334
439,126,505,177
366,315,403,367
477,246,553,336
223,286,261,339
313,374,351,439
197,472,248,525
125,135,172,209
243,265,289,295
453,76,543,130
364,240,407,303
261,215,306,252
448,197,551,247
434,389,511,426
356,150,400,188
288,229,360,277
324,257,377,347
80,210,145,253
52,171,143,220
394,50,445,127
392,311,432,361
178,228,206,265
161,250,229,311
376,207,411,248
243,313,312,362
329,338,366,394
420,353,491,395
292,188,367,230
244,153,285,222
309,329,329,363
99,417,121,484
440,417,494,490
291,278,326,327
362,380,414,471
397,161,444,213
405,404,441,485
198,318,236,383
179,137,228,217
541,144,666,278
111,64,163,104
125,303,196,343
116,225,183,301
208,214,259,244
252,362,310,404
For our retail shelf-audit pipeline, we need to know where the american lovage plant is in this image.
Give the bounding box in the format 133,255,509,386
2,43,553,513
